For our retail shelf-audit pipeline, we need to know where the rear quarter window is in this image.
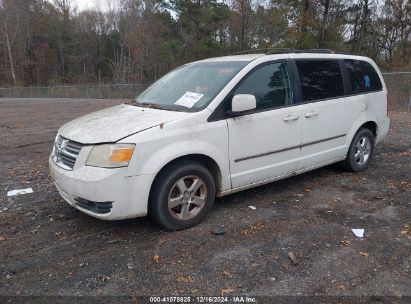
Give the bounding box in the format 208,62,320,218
344,59,383,94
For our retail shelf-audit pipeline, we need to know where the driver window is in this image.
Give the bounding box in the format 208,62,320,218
233,62,292,111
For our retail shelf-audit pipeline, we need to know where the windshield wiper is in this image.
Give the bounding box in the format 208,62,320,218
133,101,164,110
129,99,188,112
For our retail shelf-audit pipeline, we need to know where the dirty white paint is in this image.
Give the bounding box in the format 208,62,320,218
49,52,390,222
7,188,33,197
59,104,186,144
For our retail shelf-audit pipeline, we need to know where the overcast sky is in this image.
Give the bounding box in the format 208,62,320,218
72,0,112,10
74,0,103,11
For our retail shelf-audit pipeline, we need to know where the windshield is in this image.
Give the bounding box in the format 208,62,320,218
136,61,249,111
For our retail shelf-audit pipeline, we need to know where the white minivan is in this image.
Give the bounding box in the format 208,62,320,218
49,50,390,230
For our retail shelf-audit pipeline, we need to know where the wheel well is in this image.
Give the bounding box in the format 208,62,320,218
151,154,222,193
360,121,377,137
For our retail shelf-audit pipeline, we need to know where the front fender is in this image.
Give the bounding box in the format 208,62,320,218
123,118,231,193
137,140,230,191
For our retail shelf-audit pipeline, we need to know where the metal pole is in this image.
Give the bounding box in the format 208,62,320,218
108,85,111,100
408,95,411,113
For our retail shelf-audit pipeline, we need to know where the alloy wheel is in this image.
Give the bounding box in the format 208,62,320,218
354,136,371,165
167,175,208,221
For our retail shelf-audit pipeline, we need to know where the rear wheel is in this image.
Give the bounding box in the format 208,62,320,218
342,128,375,172
149,161,216,230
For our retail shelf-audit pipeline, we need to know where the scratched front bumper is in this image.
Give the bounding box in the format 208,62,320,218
49,156,153,220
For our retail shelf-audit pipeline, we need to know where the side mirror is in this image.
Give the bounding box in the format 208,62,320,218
231,94,257,113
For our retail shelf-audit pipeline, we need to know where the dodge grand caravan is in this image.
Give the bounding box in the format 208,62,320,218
49,50,390,230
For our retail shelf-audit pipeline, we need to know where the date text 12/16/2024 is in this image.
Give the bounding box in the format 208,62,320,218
149,296,257,303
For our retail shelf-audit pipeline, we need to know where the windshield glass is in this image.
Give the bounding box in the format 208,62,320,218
136,61,248,111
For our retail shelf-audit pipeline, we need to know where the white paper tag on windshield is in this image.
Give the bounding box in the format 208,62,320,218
175,91,204,108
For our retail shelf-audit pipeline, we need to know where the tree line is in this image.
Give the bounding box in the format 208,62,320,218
0,0,409,87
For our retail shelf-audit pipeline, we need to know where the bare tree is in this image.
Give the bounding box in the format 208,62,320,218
231,0,253,51
110,47,130,83
0,0,409,86
0,8,19,86
319,0,331,47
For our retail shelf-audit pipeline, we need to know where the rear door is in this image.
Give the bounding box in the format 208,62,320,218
292,58,350,169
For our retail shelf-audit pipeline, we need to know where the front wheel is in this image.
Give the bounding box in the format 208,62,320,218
342,128,375,172
148,161,216,230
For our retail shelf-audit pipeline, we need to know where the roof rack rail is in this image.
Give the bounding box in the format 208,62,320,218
266,48,296,54
232,48,337,55
294,49,361,56
233,48,294,55
297,49,334,54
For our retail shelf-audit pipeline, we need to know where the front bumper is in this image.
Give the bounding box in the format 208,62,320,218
49,156,154,220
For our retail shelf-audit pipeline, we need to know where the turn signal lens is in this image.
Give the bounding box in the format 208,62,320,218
86,144,135,168
109,147,135,163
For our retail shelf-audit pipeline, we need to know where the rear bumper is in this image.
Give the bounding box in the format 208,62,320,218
49,156,154,220
376,117,390,144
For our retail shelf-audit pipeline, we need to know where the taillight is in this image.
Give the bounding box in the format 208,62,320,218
386,94,389,116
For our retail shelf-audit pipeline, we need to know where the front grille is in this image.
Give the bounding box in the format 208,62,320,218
53,135,83,170
74,197,113,214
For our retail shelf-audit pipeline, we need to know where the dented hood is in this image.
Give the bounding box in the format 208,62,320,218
59,104,186,144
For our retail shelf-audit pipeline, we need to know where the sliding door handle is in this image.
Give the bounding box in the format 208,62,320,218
283,114,299,122
304,111,319,118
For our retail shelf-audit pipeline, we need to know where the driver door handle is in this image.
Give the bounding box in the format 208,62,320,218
283,114,299,122
304,111,319,118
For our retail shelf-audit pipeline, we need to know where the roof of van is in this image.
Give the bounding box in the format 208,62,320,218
199,49,371,63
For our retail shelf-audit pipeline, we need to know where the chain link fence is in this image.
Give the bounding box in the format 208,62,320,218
0,73,410,111
0,84,150,100
382,72,411,112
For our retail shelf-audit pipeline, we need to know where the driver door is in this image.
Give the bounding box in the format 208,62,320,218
227,61,303,188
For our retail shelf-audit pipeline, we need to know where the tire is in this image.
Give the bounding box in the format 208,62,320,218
342,128,375,172
148,161,216,230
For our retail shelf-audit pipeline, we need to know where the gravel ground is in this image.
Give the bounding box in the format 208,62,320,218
0,98,410,302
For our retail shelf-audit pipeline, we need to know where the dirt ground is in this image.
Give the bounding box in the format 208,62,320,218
0,98,410,301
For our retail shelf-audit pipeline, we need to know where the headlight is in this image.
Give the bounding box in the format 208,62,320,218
86,144,135,168
52,134,59,155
